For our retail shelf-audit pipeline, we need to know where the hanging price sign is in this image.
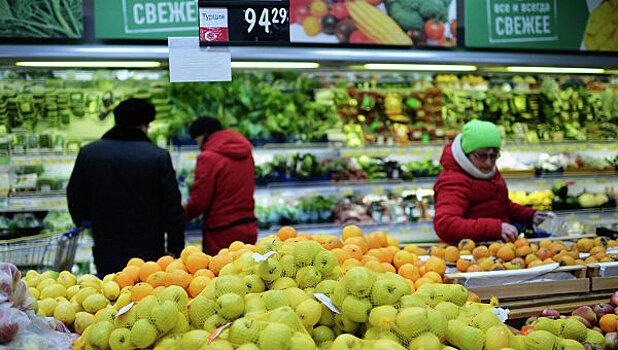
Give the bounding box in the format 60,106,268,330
198,1,289,45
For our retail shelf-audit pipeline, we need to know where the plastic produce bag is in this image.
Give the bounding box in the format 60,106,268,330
0,263,37,312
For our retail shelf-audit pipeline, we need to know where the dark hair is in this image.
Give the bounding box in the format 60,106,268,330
113,98,155,127
189,117,223,140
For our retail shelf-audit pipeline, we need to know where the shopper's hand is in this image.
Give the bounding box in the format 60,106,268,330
533,211,550,225
501,223,518,242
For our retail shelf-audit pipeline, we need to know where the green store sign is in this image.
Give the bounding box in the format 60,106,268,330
466,0,597,51
95,0,198,39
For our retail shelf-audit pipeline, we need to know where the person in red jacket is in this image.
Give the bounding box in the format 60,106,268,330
433,120,548,243
184,117,257,255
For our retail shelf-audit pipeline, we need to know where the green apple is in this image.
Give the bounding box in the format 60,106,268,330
289,331,316,350
259,323,293,349
108,327,132,350
151,300,178,334
244,295,267,314
282,287,310,309
203,314,227,333
293,241,323,267
261,290,288,311
258,239,282,255
296,266,322,289
313,250,338,275
208,339,234,350
343,267,375,298
313,325,335,344
374,339,406,350
129,319,158,349
256,258,282,282
215,275,247,298
159,285,189,312
269,306,299,329
236,344,260,350
395,295,426,309
371,278,400,306
188,295,217,329
202,277,218,299
369,305,398,330
334,314,359,333
229,317,261,345
330,282,347,308
331,333,363,350
315,280,338,295
296,299,322,327
240,274,264,295
318,304,335,326
383,272,411,297
341,295,372,323
280,254,298,278
216,293,244,320
395,307,429,337
180,330,210,350
88,321,114,349
272,276,298,290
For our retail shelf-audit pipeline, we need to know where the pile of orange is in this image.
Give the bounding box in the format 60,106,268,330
437,236,618,273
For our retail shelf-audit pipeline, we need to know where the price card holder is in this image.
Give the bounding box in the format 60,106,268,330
198,1,290,46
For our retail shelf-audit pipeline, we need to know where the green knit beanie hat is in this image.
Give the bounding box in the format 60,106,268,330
461,120,502,154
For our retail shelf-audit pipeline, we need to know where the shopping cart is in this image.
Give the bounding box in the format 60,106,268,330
0,228,81,274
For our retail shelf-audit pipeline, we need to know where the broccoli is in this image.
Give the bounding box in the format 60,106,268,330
419,0,445,20
390,3,425,31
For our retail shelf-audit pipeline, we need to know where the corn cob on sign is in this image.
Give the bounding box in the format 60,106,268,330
466,0,618,51
197,0,290,45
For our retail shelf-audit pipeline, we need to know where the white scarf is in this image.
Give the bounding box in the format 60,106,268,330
451,134,496,179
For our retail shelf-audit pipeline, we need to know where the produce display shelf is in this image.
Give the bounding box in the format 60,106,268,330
499,291,614,321
445,265,590,302
587,263,618,292
0,206,67,213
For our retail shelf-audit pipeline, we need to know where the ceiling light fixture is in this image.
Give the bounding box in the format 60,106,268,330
506,66,605,74
15,61,162,68
231,61,319,69
363,64,477,71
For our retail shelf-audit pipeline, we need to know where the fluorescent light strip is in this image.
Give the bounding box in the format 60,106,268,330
364,64,477,71
231,61,319,69
506,66,605,74
15,61,162,68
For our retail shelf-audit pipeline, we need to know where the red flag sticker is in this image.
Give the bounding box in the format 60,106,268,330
199,7,229,42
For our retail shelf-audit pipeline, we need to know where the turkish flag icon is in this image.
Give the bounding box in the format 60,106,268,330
200,27,229,41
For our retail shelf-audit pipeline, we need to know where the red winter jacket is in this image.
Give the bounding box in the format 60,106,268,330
184,130,257,253
433,141,535,243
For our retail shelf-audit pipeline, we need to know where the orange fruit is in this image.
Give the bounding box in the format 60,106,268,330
131,282,154,302
590,246,606,255
145,271,167,288
382,263,396,273
277,226,297,241
323,237,344,250
114,271,135,289
536,248,553,260
332,248,351,265
458,239,476,251
185,252,211,274
181,246,201,264
393,250,416,270
231,249,250,261
127,257,145,267
370,231,388,247
398,263,420,281
298,233,313,241
456,258,472,272
488,242,502,257
166,259,188,273
209,253,233,276
514,238,529,248
423,271,443,283
361,255,380,264
550,242,566,255
600,314,618,333
138,261,162,282
516,246,532,258
466,264,482,272
342,225,363,241
468,292,481,303
414,277,433,289
123,265,140,283
194,269,215,279
165,269,192,289
425,257,446,276
444,246,460,263
576,238,594,252
344,237,369,254
188,276,211,298
364,234,381,250
539,239,552,249
342,258,362,270
342,244,363,261
527,260,543,268
496,246,515,261
386,236,399,247
525,254,540,266
228,241,245,252
364,260,386,273
479,257,495,271
472,246,490,261
430,246,445,258
365,248,387,263
157,255,174,271
384,246,400,262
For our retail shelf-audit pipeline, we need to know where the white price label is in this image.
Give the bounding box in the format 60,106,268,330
313,293,341,314
115,302,135,317
252,250,277,262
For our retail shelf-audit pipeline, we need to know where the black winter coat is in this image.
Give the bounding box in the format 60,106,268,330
67,126,184,276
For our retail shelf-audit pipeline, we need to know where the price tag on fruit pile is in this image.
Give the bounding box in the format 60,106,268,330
313,293,340,314
198,0,290,45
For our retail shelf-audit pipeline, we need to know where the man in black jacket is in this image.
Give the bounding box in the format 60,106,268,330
67,98,184,276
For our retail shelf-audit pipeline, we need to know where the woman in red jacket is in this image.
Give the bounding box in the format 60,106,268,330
184,117,258,255
433,120,548,243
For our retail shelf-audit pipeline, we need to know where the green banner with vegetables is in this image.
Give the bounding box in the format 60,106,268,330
465,0,618,51
0,0,83,39
94,0,198,39
290,0,457,46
